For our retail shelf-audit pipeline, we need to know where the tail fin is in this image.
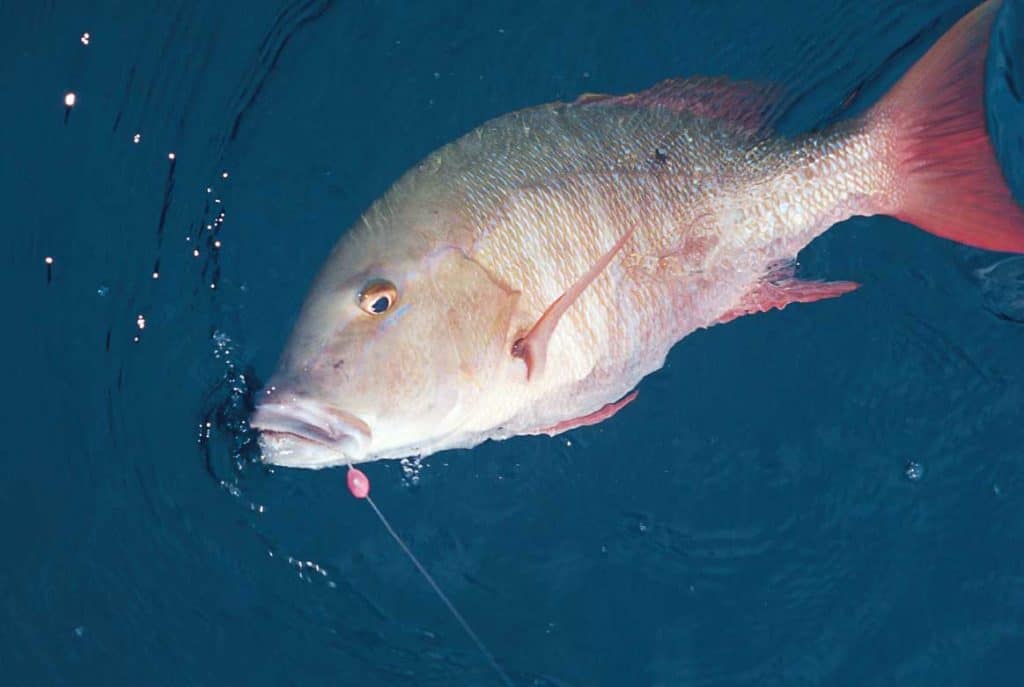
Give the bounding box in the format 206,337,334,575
870,0,1024,253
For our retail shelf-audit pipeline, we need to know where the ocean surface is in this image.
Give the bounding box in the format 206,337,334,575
4,1,1024,685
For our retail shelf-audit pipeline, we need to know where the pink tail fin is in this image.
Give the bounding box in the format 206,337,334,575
871,0,1024,253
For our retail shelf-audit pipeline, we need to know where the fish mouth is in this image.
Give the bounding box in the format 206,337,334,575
249,395,372,468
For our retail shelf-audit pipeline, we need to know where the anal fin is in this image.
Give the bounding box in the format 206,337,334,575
716,263,859,326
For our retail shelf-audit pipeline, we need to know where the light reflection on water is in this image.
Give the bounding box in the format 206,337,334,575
5,1,1024,685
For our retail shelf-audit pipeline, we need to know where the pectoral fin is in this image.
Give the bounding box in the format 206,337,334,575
513,222,640,380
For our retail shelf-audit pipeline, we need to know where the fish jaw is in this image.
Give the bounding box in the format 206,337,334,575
249,393,372,468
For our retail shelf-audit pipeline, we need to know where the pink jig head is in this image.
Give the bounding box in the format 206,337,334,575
347,466,370,499
342,462,513,685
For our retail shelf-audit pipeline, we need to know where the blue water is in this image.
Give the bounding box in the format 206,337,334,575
5,1,1024,685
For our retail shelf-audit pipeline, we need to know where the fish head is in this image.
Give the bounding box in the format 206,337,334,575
251,196,521,468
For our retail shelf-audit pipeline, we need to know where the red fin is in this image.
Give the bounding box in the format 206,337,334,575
513,221,640,380
576,77,783,134
716,263,859,325
532,391,639,437
871,0,1024,253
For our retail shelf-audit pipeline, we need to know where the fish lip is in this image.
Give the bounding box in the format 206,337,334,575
249,396,372,458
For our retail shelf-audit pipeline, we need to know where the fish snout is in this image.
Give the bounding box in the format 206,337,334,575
249,391,372,466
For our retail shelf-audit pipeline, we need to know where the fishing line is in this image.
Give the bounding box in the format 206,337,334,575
346,466,515,687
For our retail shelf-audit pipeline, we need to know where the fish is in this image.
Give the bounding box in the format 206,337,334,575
250,0,1024,468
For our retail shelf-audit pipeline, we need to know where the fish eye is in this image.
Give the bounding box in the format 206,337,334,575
358,279,398,316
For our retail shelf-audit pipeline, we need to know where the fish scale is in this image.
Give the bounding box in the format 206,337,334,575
252,0,1024,467
425,102,882,434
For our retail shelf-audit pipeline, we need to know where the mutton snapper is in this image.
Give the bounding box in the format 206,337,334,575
251,0,1024,468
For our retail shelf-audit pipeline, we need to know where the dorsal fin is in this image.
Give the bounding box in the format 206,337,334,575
575,76,785,134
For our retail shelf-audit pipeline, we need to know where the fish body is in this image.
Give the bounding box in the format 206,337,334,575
252,0,1024,468
397,100,879,438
